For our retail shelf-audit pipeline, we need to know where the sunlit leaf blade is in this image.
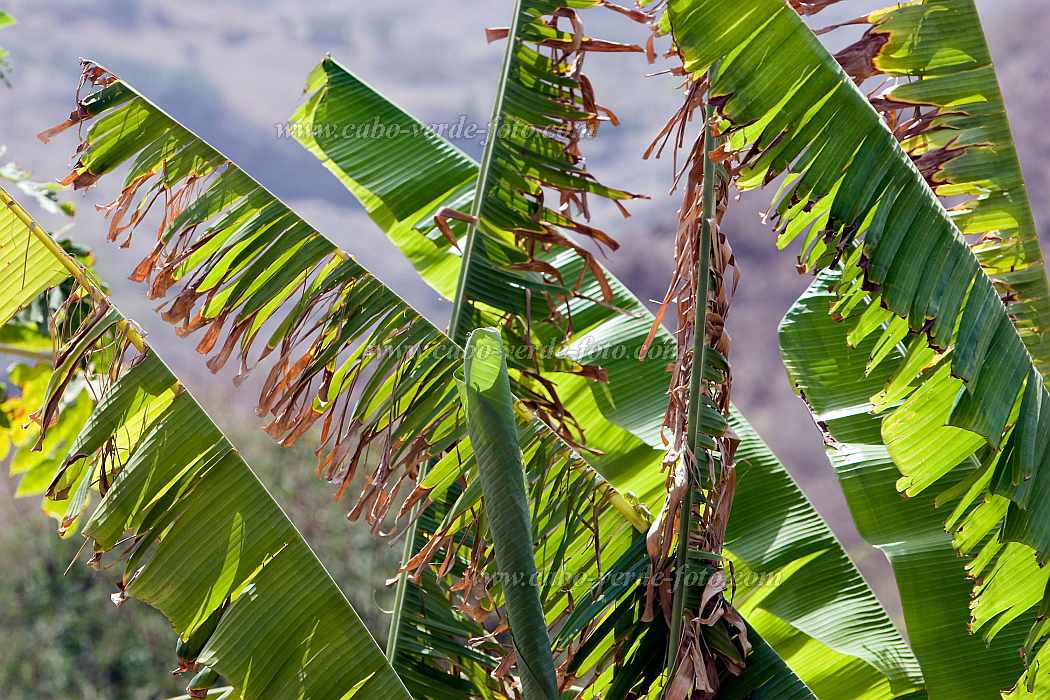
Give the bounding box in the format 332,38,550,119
290,58,477,302
785,0,1050,692
293,2,648,419
0,188,68,325
669,0,1046,507
0,184,410,699
0,193,94,525
780,272,1029,698
726,413,919,699
290,56,922,697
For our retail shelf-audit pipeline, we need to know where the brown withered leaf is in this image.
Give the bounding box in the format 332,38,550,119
834,30,890,85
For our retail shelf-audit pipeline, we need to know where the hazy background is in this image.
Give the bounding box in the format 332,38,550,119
0,1,1047,697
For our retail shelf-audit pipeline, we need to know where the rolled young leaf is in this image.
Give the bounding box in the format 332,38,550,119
463,327,558,699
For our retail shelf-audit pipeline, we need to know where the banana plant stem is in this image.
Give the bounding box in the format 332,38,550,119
667,99,718,680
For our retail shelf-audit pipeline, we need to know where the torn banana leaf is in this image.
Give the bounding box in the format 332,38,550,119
289,56,921,696
670,0,1050,536
0,183,410,699
42,61,686,697
838,0,1050,378
429,0,645,347
780,272,1030,698
776,1,1050,693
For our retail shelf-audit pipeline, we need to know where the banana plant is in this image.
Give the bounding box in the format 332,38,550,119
32,56,821,697
7,0,1049,697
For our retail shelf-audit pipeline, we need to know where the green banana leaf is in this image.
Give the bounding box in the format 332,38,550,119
857,0,1050,377
0,191,67,324
780,272,1029,698
668,0,1049,534
773,1,1050,693
0,184,410,699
